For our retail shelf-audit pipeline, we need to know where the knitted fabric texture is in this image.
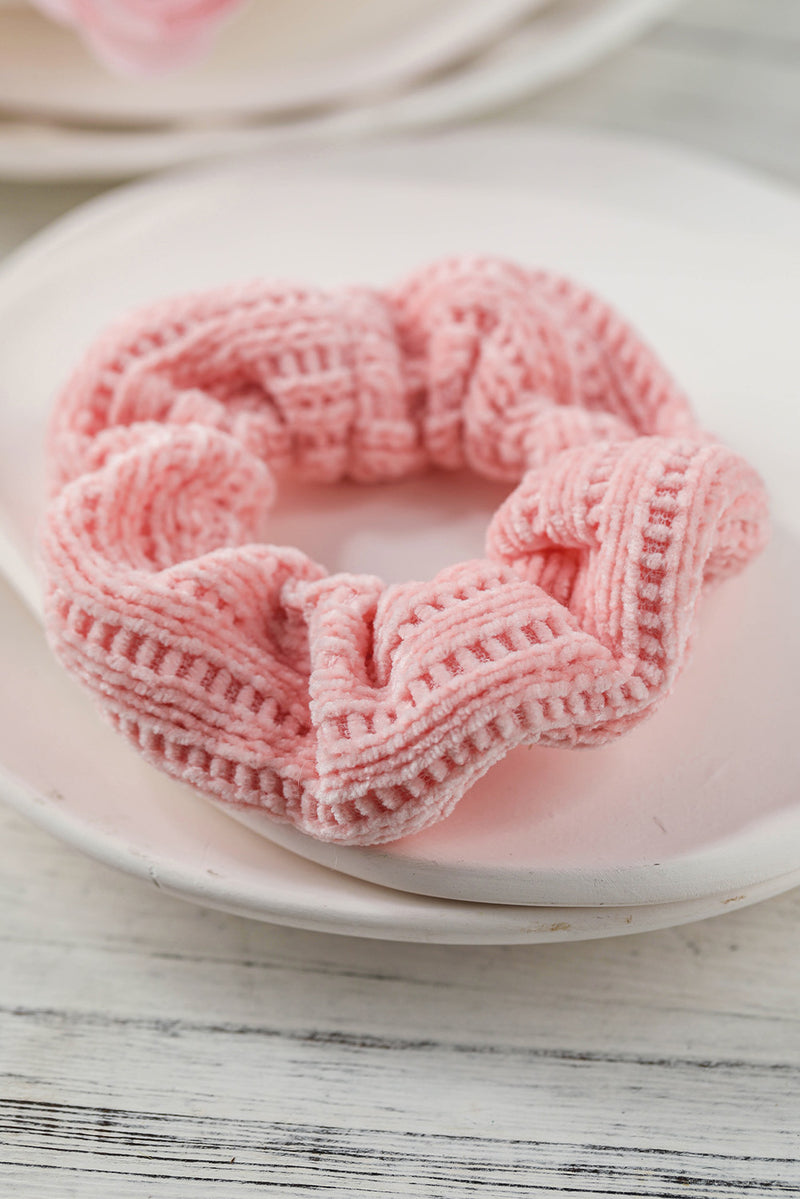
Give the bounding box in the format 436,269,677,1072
41,257,769,845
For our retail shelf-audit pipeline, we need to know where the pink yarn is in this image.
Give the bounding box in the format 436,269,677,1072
41,257,769,845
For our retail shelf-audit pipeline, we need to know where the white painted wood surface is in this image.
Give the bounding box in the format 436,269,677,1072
1,1,799,1193
2,802,799,1195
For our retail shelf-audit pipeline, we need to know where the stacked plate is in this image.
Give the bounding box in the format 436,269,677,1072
1,129,798,942
0,0,682,178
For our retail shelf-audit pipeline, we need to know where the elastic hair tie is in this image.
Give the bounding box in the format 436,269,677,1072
41,256,769,845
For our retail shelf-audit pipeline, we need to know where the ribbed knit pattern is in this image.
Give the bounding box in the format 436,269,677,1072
41,257,769,845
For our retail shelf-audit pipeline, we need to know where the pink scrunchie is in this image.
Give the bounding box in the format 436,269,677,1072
41,257,769,845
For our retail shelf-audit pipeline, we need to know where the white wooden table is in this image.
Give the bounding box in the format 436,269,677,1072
2,2,799,1194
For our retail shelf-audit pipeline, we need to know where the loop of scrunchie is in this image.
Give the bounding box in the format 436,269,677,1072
41,257,769,845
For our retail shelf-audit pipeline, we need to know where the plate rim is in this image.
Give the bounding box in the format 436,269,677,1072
4,752,799,944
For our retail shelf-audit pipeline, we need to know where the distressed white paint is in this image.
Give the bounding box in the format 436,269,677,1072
2,0,800,1193
1,803,799,1196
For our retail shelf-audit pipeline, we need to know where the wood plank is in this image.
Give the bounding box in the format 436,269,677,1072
2,1099,798,1197
1,809,798,1195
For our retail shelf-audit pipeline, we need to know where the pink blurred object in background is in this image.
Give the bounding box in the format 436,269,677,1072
30,0,246,74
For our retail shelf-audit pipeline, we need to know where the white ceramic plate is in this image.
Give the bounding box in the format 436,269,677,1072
0,129,798,939
0,0,682,180
0,0,549,123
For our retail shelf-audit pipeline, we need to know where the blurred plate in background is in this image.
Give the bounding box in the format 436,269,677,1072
0,0,682,179
0,0,551,123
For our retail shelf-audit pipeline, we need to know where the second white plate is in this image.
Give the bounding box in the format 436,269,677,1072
0,0,547,123
0,0,682,179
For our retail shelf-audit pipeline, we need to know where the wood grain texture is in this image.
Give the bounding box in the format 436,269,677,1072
510,0,800,184
2,1,800,1194
1,805,799,1196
